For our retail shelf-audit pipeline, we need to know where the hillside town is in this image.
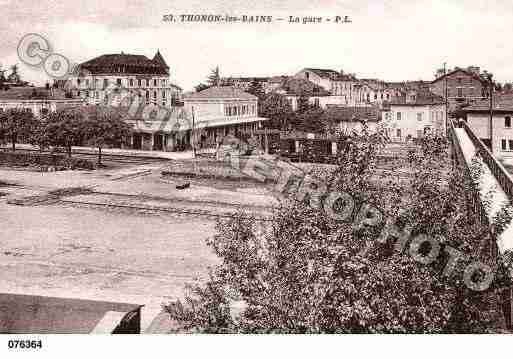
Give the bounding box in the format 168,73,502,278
1,43,513,337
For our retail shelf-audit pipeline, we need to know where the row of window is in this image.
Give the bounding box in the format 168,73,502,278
456,77,474,85
79,89,171,99
0,107,52,117
394,111,444,122
224,104,256,116
76,78,168,89
501,139,513,151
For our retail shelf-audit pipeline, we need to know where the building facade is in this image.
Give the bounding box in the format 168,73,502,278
382,89,446,142
461,96,513,162
430,66,488,112
325,105,381,134
294,68,366,106
65,51,182,108
126,86,268,152
0,86,85,117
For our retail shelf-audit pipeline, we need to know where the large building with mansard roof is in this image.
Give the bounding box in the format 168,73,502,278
64,50,182,108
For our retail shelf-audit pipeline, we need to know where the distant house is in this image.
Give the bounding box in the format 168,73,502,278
263,76,289,94
0,86,85,118
382,89,446,142
324,105,381,134
294,68,364,106
221,76,269,92
460,95,513,161
430,66,489,112
273,77,331,110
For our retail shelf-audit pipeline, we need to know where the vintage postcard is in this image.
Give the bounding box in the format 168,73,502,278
0,0,512,357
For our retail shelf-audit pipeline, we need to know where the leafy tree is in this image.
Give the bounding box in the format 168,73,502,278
293,107,328,133
246,80,265,100
165,131,511,333
29,117,52,152
0,108,37,151
81,106,131,165
195,83,210,93
296,93,311,114
259,93,295,130
44,107,86,158
207,66,221,87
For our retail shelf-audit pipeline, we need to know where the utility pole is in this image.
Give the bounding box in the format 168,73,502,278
444,62,448,131
191,105,197,159
488,73,494,152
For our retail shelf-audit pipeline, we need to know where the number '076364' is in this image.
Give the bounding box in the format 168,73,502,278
7,340,43,349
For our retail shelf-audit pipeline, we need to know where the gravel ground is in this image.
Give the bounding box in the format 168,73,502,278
0,163,276,332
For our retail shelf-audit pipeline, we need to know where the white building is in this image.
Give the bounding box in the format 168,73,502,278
126,86,268,152
382,89,446,142
64,51,182,108
325,105,381,134
294,68,366,106
0,86,85,117
462,95,513,162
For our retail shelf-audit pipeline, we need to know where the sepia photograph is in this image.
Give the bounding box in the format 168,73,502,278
0,0,512,357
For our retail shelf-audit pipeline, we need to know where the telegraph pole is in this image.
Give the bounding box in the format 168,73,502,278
191,105,197,159
487,73,494,152
490,75,494,152
444,62,448,132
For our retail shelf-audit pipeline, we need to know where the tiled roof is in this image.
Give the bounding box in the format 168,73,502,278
303,68,339,78
386,89,445,106
224,76,270,82
325,105,380,122
463,94,513,112
278,78,331,96
79,52,169,75
302,68,357,81
268,75,289,84
0,86,69,100
384,81,430,91
152,50,169,69
184,86,257,100
432,68,488,84
360,79,387,91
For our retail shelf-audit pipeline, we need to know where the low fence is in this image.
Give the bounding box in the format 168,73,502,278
0,150,95,170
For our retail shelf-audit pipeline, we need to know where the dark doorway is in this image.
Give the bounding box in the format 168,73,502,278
133,134,142,150
153,133,164,151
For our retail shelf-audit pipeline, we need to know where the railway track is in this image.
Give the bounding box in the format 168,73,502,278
58,198,274,222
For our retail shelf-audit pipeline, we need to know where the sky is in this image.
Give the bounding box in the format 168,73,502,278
1,0,512,91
